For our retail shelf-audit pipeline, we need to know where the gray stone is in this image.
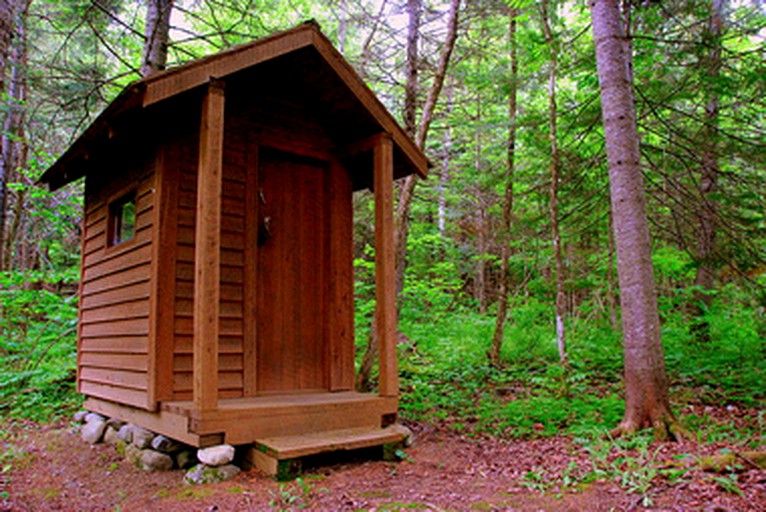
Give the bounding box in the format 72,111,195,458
400,425,415,447
81,419,107,444
73,410,89,423
197,444,235,467
117,424,134,443
151,435,184,454
84,412,106,424
131,426,155,449
103,426,120,445
139,450,174,472
124,443,142,467
184,464,240,485
106,418,126,430
175,449,198,470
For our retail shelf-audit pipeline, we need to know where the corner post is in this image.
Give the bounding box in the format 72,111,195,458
193,78,225,412
374,134,398,397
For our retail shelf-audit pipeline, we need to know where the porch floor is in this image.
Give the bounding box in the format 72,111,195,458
161,391,398,446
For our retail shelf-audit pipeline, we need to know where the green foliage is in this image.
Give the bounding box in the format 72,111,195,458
0,270,81,420
397,282,765,441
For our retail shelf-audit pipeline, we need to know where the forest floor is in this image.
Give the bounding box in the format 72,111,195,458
1,409,764,512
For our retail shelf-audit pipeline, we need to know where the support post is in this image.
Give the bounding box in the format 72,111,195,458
374,134,398,397
193,78,225,412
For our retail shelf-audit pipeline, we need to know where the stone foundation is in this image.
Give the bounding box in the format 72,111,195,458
73,410,241,484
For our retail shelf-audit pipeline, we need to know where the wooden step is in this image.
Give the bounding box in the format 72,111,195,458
245,424,410,478
258,424,409,459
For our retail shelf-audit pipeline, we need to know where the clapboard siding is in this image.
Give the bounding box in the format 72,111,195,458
78,155,156,409
170,131,248,399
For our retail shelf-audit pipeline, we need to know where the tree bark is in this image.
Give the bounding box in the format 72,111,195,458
691,0,724,343
0,0,13,271
542,0,567,364
392,0,423,296
0,0,11,91
489,7,518,366
394,0,461,295
141,0,174,77
358,0,461,390
0,0,28,271
590,0,680,439
438,80,454,237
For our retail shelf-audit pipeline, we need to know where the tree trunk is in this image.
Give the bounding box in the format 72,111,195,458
355,323,378,392
358,0,460,390
0,0,14,271
438,80,454,237
0,0,11,90
489,8,518,366
393,0,422,295
542,0,567,364
394,0,461,295
590,0,681,439
691,0,724,343
140,0,174,77
474,93,486,313
0,0,28,272
337,0,348,54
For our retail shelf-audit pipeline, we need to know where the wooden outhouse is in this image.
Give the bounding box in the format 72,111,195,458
40,22,427,469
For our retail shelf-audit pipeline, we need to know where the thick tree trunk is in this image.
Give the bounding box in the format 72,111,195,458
0,0,13,271
590,0,681,439
0,0,11,89
489,8,518,366
141,0,174,77
691,0,724,343
0,0,28,271
542,0,567,364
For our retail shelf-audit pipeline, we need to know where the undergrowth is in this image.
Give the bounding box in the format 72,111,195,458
0,270,82,421
393,291,765,444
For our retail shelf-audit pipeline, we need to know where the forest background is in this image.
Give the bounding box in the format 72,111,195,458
0,0,764,467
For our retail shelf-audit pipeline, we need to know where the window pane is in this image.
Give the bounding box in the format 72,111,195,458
119,199,136,242
109,192,137,246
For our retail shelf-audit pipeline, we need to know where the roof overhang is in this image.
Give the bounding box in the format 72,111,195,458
39,21,428,191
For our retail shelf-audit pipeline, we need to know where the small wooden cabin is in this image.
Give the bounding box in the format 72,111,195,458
40,22,427,464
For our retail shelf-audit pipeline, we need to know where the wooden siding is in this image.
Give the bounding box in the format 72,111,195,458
79,156,156,409
171,130,248,400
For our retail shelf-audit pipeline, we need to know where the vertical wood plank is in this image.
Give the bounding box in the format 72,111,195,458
243,135,258,396
374,134,398,397
193,79,225,411
328,160,354,390
150,142,180,405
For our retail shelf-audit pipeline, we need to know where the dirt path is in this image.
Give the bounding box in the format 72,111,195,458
1,419,764,511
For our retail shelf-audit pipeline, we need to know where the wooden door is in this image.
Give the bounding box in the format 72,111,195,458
256,149,328,393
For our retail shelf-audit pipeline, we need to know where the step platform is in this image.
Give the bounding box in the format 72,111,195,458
245,424,410,480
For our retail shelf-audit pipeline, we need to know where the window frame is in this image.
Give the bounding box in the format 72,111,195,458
107,189,138,248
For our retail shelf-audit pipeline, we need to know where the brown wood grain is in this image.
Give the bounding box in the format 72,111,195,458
192,79,225,411
374,135,398,397
328,160,354,390
256,149,328,393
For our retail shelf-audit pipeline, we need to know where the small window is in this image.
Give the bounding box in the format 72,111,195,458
108,192,136,246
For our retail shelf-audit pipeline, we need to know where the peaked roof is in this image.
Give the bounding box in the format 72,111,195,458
40,21,428,190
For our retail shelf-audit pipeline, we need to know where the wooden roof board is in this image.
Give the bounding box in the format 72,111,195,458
40,21,428,191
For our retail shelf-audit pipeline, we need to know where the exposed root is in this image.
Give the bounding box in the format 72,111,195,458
608,415,691,442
